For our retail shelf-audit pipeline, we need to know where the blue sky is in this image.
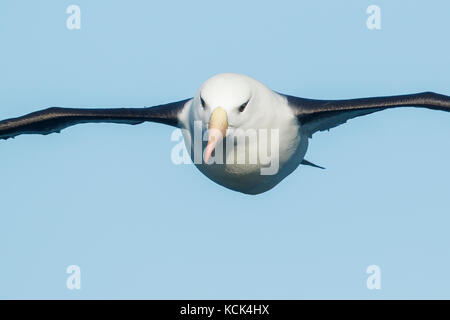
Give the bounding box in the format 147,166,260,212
0,0,449,299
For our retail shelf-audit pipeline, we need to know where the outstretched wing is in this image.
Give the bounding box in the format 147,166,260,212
0,98,191,140
284,92,450,136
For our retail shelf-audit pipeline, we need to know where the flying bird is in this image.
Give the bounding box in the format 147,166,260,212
1,73,449,194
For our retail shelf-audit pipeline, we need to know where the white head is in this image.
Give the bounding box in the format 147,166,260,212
190,73,275,161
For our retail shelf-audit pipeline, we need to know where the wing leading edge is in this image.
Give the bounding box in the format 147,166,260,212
0,98,191,140
284,92,450,135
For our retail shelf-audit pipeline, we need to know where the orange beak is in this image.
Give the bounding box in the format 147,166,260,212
204,107,228,163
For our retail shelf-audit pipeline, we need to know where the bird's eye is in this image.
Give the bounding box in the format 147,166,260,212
200,97,207,109
238,101,248,113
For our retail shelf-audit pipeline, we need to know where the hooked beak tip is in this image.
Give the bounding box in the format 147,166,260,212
204,107,228,163
204,144,214,163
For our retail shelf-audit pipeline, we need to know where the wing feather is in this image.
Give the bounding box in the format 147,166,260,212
0,99,191,140
283,92,450,136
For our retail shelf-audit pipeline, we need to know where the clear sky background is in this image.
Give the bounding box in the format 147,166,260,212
0,0,449,299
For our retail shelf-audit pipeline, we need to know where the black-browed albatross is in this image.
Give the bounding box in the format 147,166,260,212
1,73,449,194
